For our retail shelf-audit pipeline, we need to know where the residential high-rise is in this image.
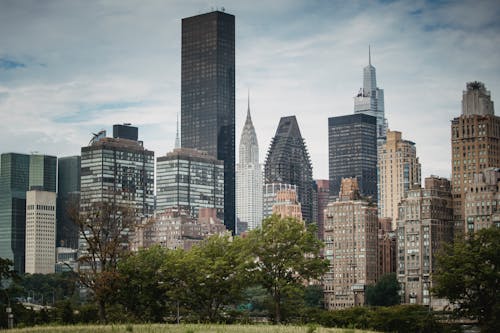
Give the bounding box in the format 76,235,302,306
354,47,388,142
80,126,154,216
57,156,81,248
464,168,500,232
236,97,263,232
272,189,303,222
263,183,297,219
451,82,500,234
265,116,314,223
156,148,224,221
181,11,235,233
397,176,453,306
0,153,56,273
378,130,421,229
323,178,378,309
328,114,377,200
315,179,330,240
25,190,56,274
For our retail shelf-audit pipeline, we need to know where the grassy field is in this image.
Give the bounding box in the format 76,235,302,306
8,324,376,333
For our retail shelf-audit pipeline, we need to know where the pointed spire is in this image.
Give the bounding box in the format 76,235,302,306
368,44,371,66
246,89,251,120
175,112,180,149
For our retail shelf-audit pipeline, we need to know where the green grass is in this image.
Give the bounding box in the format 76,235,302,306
9,324,376,333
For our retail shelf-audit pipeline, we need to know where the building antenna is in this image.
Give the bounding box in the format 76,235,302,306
175,112,180,149
368,45,371,66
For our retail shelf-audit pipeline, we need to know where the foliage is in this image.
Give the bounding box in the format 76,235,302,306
432,227,500,333
365,273,400,306
70,201,136,323
20,271,79,305
244,215,329,323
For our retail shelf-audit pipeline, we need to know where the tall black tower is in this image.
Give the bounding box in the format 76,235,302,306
181,11,235,233
328,114,377,200
264,116,314,223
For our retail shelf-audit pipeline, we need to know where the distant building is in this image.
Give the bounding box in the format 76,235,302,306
263,183,297,219
236,97,263,233
181,11,235,233
328,114,377,201
316,179,330,240
55,247,78,273
272,189,303,222
353,47,388,143
265,116,314,223
25,190,56,274
80,126,154,216
57,156,81,249
451,82,500,234
378,217,396,277
156,148,224,221
397,176,453,306
378,130,421,229
464,168,500,232
0,153,56,273
324,178,378,310
197,207,228,238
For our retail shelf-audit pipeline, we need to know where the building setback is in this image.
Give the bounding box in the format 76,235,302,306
181,11,235,233
464,168,500,232
57,156,81,249
378,130,421,230
397,176,453,307
265,116,315,223
156,148,224,221
236,98,263,233
451,82,500,234
328,114,377,201
25,190,56,274
323,178,378,310
0,153,56,274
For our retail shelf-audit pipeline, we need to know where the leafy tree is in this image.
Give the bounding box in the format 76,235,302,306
69,201,135,323
0,258,19,328
432,227,500,333
365,273,400,306
244,215,328,323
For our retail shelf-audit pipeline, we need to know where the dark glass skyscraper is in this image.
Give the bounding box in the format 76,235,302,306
328,114,377,200
0,153,56,273
181,11,235,233
57,156,81,248
264,116,314,223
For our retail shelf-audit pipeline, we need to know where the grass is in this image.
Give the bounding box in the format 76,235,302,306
8,324,377,333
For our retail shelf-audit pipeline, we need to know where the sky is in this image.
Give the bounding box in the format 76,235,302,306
0,0,499,181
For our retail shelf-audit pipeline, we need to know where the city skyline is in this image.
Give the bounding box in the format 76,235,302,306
0,1,499,180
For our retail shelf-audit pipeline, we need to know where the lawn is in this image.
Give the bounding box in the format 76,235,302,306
8,324,376,333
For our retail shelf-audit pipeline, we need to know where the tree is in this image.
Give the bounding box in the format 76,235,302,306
244,215,329,323
432,227,500,333
365,273,400,306
69,201,135,323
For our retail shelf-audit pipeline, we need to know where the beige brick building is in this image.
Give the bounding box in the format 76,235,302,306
378,130,421,230
272,189,303,222
451,82,500,234
397,176,453,306
323,178,378,309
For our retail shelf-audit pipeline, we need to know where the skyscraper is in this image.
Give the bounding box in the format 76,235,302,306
354,47,388,142
80,126,154,216
451,82,500,233
236,96,263,232
265,116,314,223
328,114,377,200
378,130,421,229
181,11,235,233
57,156,81,248
315,179,330,241
0,153,56,273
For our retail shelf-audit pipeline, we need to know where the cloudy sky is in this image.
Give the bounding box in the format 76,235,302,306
1,0,499,181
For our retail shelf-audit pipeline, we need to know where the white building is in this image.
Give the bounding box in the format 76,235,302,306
25,190,56,274
236,97,263,233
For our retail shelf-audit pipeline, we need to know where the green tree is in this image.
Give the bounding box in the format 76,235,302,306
244,215,328,323
365,273,400,306
433,227,500,333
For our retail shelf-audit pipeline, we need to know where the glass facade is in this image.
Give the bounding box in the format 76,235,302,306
156,148,224,221
57,156,81,248
328,114,377,201
181,11,235,232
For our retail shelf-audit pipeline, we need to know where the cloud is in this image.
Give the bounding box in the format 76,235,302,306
0,58,26,70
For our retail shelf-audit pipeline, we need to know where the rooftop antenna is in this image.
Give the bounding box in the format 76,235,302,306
175,112,180,149
368,45,371,65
